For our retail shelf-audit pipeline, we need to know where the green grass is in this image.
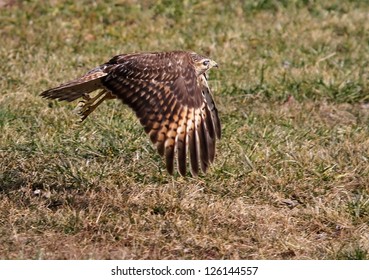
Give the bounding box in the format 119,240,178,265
0,0,368,259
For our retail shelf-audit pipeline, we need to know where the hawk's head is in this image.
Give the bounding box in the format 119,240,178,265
190,53,218,76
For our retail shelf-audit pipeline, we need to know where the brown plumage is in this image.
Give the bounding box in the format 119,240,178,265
40,51,221,176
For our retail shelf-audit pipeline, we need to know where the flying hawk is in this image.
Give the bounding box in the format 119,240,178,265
40,51,221,176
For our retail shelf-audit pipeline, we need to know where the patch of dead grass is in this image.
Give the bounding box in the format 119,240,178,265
1,0,369,259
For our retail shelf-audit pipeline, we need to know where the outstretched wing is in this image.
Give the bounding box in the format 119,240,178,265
103,51,221,176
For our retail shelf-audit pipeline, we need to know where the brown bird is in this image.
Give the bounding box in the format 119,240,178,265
40,51,221,176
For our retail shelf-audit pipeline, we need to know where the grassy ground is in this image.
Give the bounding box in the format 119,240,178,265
1,0,368,259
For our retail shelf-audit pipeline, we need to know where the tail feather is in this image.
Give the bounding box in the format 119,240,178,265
40,71,108,102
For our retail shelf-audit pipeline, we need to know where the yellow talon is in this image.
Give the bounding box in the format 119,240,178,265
73,90,116,122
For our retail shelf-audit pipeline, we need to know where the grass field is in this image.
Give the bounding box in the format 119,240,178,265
1,0,368,259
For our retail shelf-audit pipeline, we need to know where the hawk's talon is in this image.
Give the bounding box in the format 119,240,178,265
73,90,110,121
82,93,91,101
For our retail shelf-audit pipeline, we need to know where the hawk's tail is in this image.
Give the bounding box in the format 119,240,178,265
40,70,108,102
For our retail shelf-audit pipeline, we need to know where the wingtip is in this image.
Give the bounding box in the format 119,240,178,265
190,169,198,177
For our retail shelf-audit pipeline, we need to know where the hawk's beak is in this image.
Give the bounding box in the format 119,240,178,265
211,60,219,68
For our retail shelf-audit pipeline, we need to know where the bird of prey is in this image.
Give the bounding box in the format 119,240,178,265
40,51,221,176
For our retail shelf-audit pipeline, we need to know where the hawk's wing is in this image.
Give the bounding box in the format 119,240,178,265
103,52,221,176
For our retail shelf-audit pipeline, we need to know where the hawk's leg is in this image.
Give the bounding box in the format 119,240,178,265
74,90,116,122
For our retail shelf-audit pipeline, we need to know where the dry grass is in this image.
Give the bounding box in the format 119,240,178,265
0,0,368,259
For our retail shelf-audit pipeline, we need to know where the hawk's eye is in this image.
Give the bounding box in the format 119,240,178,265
202,60,210,66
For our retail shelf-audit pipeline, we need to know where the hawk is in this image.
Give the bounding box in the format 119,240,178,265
40,51,221,176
